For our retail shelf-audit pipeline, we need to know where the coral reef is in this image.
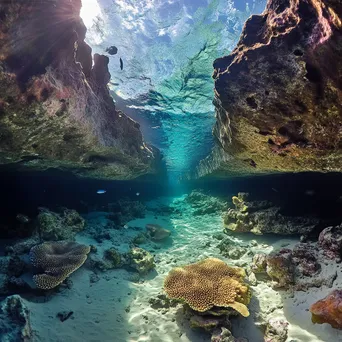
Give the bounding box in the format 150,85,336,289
35,208,85,241
128,247,155,275
164,258,251,316
212,0,342,176
318,224,342,261
310,290,342,329
0,295,32,341
223,194,319,236
146,223,171,241
30,241,90,289
0,0,156,179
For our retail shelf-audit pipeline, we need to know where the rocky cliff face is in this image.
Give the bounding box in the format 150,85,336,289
212,0,342,176
0,0,158,179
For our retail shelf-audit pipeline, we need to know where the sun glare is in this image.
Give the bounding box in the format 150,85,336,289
80,0,101,27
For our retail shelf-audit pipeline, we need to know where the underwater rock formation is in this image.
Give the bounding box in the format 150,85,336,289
30,241,90,289
184,190,227,215
0,255,27,295
164,258,251,317
35,208,85,241
0,295,32,341
310,289,342,329
0,0,157,179
128,247,155,275
264,318,289,342
106,199,146,228
256,241,336,290
211,0,342,176
146,223,171,242
318,224,342,261
223,193,319,236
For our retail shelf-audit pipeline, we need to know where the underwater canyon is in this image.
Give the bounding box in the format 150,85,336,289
0,0,341,341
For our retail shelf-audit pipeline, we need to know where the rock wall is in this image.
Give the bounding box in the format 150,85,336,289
0,0,158,179
212,0,342,176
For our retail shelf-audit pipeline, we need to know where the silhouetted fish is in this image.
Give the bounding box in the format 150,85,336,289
106,46,118,55
120,58,123,70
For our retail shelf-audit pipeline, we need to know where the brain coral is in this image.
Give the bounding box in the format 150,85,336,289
30,241,90,290
164,258,251,316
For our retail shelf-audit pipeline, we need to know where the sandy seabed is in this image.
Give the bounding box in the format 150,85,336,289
26,196,342,342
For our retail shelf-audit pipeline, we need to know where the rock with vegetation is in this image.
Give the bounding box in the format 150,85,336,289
128,247,155,275
35,208,85,241
210,0,342,176
0,0,157,180
223,193,319,236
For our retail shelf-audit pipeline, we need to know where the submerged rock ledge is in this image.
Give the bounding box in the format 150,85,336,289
0,0,158,180
210,0,342,176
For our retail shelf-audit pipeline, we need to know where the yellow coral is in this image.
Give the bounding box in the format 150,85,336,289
30,241,90,290
163,258,251,316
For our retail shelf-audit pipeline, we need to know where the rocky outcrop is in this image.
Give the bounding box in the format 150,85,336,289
223,193,319,236
0,295,32,341
212,0,342,176
0,0,158,179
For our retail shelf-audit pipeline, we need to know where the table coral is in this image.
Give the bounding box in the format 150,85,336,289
164,258,251,317
30,241,90,289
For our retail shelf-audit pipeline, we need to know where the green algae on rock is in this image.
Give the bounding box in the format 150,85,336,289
210,0,342,176
0,0,158,180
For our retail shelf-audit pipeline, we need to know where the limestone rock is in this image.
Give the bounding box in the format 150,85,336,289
310,289,342,329
0,0,157,180
211,0,342,176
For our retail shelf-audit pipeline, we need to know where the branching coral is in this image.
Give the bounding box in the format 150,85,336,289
30,241,90,290
164,258,251,317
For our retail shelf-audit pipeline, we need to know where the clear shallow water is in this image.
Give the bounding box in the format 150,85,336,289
80,0,267,175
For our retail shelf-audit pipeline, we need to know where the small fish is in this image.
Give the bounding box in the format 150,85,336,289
120,58,123,70
16,214,30,224
136,192,140,196
97,190,106,194
271,188,278,193
124,224,129,229
305,190,315,196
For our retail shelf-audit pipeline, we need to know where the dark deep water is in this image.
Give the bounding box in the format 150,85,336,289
1,169,342,239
